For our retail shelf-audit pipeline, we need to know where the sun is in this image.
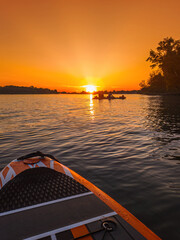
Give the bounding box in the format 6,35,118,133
84,85,97,93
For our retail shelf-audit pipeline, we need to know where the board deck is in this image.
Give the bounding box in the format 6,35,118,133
0,152,161,240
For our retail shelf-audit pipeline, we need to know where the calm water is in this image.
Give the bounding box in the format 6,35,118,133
0,94,180,239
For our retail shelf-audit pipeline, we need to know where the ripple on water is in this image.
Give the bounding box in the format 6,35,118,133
0,94,180,239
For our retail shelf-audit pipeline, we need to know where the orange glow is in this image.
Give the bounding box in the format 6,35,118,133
0,1,180,91
83,85,97,93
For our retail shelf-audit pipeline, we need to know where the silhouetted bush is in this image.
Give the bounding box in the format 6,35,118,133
140,37,180,93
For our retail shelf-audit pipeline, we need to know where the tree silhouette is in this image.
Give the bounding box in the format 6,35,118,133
141,37,180,93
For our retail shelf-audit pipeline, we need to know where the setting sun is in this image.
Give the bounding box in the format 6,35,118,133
83,85,97,93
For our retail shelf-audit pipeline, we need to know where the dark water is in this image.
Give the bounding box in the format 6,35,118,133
0,94,179,239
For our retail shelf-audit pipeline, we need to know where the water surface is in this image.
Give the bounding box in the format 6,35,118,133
0,94,179,239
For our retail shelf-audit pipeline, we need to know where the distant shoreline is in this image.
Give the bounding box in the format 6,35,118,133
0,86,140,94
1,86,179,95
0,86,59,94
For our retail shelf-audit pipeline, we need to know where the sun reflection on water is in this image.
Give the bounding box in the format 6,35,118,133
89,94,94,120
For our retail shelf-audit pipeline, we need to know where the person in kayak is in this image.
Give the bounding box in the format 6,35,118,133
120,94,126,99
98,91,105,99
107,92,115,99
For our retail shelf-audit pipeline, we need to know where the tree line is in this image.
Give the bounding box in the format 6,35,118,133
140,37,180,94
0,85,59,94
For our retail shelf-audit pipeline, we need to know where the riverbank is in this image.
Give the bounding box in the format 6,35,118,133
0,86,59,94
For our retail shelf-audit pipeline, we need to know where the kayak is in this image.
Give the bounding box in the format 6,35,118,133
0,152,161,240
93,96,126,100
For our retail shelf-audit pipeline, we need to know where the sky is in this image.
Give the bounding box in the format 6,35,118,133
0,0,180,92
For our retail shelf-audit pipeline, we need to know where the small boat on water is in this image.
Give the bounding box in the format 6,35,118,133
93,96,126,100
0,152,161,240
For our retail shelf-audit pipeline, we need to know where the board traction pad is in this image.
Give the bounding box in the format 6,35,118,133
0,167,89,213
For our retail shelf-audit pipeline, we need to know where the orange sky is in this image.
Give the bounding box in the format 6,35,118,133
0,0,180,91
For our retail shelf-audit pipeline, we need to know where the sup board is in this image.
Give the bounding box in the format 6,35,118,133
0,152,161,240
